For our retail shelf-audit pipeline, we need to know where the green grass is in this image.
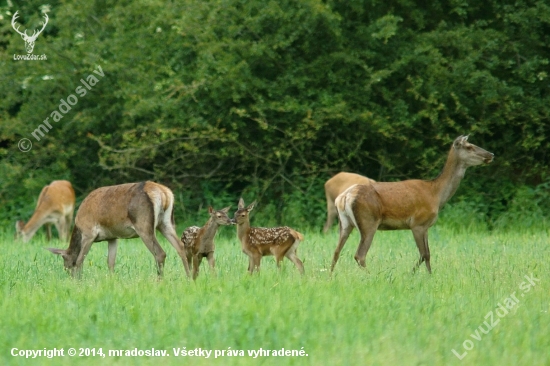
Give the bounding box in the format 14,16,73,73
1,225,548,365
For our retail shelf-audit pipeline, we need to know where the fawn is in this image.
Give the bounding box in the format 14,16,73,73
233,198,304,274
181,206,233,279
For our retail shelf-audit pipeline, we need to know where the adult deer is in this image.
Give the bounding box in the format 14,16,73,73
47,181,190,278
323,172,375,233
11,11,48,54
181,206,233,280
233,198,305,274
330,136,494,274
16,180,75,243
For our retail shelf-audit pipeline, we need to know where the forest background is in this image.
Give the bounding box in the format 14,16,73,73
1,0,549,231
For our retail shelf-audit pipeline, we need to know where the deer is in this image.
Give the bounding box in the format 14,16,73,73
181,206,233,280
16,180,75,243
47,181,191,278
233,198,305,274
330,135,494,274
323,172,375,234
11,11,48,54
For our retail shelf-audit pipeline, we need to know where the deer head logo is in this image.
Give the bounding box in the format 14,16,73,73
11,11,48,54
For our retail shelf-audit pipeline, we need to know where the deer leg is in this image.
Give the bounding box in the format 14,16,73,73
55,220,64,242
158,223,191,278
323,197,338,234
254,255,262,273
354,224,377,268
331,220,354,272
412,229,431,274
186,250,193,271
276,257,283,269
206,252,216,276
250,253,262,274
247,256,254,273
192,254,202,280
65,214,72,242
127,203,168,276
271,247,285,270
275,255,284,270
46,224,52,242
55,220,66,242
424,233,431,273
285,247,304,275
61,214,72,242
141,234,167,276
133,220,167,277
107,239,117,271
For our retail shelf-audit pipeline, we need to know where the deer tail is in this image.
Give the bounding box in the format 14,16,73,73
290,229,304,242
336,184,359,230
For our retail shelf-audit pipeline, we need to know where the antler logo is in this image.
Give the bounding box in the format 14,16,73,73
11,11,48,54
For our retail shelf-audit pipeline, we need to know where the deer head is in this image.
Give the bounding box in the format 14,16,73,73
233,198,256,225
453,135,494,166
208,206,234,226
11,11,48,54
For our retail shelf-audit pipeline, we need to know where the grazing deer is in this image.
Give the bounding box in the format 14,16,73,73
323,172,375,233
181,206,233,280
233,198,305,274
47,181,191,278
16,180,75,243
331,135,494,274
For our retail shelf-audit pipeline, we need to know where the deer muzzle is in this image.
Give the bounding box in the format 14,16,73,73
484,153,494,164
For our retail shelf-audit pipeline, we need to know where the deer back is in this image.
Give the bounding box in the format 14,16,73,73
181,226,200,250
75,181,173,240
325,172,375,202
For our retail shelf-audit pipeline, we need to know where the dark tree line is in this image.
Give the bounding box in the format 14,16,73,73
1,0,549,228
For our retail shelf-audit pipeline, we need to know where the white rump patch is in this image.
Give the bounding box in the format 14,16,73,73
336,185,359,230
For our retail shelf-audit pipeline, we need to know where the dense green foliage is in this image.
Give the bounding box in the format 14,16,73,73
0,228,548,365
1,0,549,227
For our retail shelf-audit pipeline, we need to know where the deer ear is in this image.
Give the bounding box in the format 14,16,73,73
454,135,466,148
208,206,214,214
246,201,256,212
221,206,231,213
46,248,66,256
238,198,245,209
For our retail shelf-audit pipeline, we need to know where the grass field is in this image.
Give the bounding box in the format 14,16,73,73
1,225,548,365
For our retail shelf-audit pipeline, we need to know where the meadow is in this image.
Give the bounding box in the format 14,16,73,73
0,224,548,366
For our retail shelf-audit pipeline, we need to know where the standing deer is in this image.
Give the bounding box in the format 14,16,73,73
331,136,494,274
233,198,305,274
16,180,75,243
323,172,375,233
11,11,48,54
47,181,191,278
181,206,233,280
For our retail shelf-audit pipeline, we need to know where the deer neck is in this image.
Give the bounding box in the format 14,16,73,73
20,212,48,241
432,147,467,209
199,218,219,248
236,220,251,246
65,226,82,261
